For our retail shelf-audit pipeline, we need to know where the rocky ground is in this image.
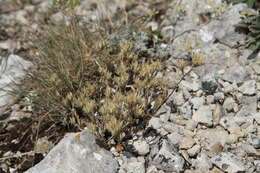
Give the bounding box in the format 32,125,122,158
0,0,259,173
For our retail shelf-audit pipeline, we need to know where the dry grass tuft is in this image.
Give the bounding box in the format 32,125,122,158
23,16,169,145
191,51,204,66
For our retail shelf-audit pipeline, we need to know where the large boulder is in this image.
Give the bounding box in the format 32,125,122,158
25,130,118,173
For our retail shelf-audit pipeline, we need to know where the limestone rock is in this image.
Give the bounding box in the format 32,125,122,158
192,105,213,127
222,65,249,84
25,130,118,173
238,80,256,95
0,54,32,115
211,153,245,173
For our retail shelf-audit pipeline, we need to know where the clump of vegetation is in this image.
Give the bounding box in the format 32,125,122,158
235,13,260,49
23,16,169,145
226,0,259,49
191,51,205,66
175,59,188,70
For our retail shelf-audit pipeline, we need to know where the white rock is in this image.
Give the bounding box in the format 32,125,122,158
196,128,229,148
195,152,213,172
0,40,17,52
151,140,185,172
120,157,145,173
223,97,237,112
180,102,192,119
190,97,205,110
173,91,185,106
25,130,118,173
15,10,29,25
238,80,256,95
160,112,170,123
187,144,201,157
167,132,183,146
220,116,243,136
251,63,260,75
206,95,215,104
211,153,245,173
214,92,225,102
180,81,200,92
236,96,257,117
185,120,198,130
223,82,237,93
253,112,260,124
192,105,213,127
0,54,32,115
222,65,249,84
148,117,162,129
119,157,145,173
133,140,150,156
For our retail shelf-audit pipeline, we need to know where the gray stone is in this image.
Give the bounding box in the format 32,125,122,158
196,128,229,148
223,97,237,112
253,112,260,124
148,117,162,129
167,132,183,146
133,140,150,156
0,40,17,52
180,101,192,119
195,152,213,172
180,80,200,92
160,112,170,123
238,80,256,95
192,105,213,127
185,120,198,130
150,140,185,172
222,82,238,94
251,63,260,75
211,153,245,173
163,122,181,133
187,144,201,157
236,96,257,117
248,135,260,149
222,65,249,83
173,91,185,106
190,97,204,110
206,95,215,104
119,157,145,173
220,116,243,137
214,92,225,102
0,54,32,116
240,144,259,155
255,160,260,172
25,130,118,173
